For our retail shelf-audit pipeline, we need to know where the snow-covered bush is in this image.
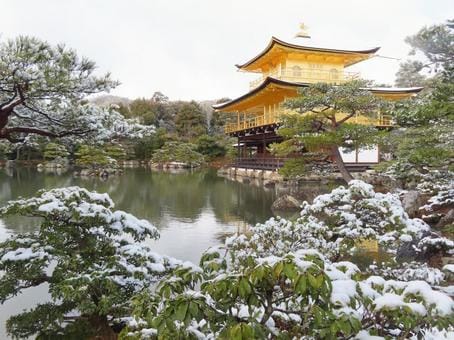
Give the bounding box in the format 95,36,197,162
420,187,454,222
381,160,454,194
1,183,452,339
0,187,185,339
226,180,453,263
367,261,446,285
122,246,453,339
120,181,454,339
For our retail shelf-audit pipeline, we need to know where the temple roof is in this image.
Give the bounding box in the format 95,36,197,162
213,77,423,111
236,37,381,72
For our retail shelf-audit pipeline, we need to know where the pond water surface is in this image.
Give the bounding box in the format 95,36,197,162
0,167,277,338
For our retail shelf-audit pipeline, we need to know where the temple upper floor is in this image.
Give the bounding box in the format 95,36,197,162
237,37,379,88
248,61,360,89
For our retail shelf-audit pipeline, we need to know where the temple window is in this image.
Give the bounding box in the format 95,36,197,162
292,65,302,77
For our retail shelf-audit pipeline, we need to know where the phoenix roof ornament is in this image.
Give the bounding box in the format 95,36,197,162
295,22,311,39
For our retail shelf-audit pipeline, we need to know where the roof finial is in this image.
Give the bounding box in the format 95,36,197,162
295,22,311,39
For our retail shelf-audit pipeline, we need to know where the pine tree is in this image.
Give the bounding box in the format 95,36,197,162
174,101,207,140
387,20,454,175
272,80,384,182
0,36,152,144
43,143,69,160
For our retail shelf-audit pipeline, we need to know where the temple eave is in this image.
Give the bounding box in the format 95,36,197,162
236,37,381,71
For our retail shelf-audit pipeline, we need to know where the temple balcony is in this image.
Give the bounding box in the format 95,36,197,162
224,110,393,134
249,68,360,89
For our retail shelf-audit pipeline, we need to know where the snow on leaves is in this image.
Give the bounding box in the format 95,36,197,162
122,180,453,339
1,182,452,339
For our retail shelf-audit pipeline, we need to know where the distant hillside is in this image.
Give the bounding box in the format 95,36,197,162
89,95,131,107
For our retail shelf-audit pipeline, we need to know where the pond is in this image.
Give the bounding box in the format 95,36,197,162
0,167,277,339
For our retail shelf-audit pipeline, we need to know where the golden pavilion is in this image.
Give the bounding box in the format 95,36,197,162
213,36,423,171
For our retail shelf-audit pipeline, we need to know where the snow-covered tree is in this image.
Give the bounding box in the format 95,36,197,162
0,187,185,338
0,36,153,144
384,20,454,182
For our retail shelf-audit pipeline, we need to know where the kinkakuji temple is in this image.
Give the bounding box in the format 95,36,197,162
213,33,423,172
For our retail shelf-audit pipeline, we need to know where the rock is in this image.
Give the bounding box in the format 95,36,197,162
396,230,444,265
401,190,427,218
149,161,198,170
269,171,283,182
271,195,302,211
436,209,454,229
422,213,443,225
217,167,228,175
43,157,69,169
80,169,91,177
122,160,140,168
236,169,247,177
263,180,276,188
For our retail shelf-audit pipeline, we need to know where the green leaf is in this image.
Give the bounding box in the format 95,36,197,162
174,301,189,321
188,301,199,318
295,275,307,294
273,262,284,278
308,273,318,289
238,277,251,298
314,274,324,289
283,263,297,280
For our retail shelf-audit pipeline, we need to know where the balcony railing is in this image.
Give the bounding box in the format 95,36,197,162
250,68,360,89
225,111,393,134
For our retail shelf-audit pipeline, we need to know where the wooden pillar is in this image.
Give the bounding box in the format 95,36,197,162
236,136,240,168
262,133,266,157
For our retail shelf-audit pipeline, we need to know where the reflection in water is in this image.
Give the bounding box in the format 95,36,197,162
0,167,276,261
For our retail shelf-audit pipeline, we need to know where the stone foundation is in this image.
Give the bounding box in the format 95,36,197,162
218,166,350,185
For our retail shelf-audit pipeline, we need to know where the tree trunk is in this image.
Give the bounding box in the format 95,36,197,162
88,315,117,340
330,145,353,183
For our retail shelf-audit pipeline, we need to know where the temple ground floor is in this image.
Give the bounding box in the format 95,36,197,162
231,130,381,173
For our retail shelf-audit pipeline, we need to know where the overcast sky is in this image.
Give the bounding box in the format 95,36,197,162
2,0,452,101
